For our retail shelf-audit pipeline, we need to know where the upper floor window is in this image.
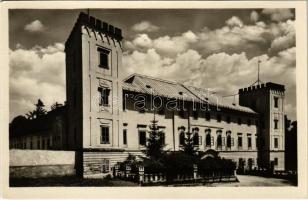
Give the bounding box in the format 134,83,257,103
237,117,242,125
238,135,243,149
205,129,212,147
205,112,211,121
274,137,279,148
98,48,110,69
247,134,252,149
274,97,279,108
123,129,127,145
226,116,231,124
100,126,110,144
226,134,232,149
274,119,279,129
193,110,198,120
159,132,165,145
139,131,146,146
192,128,199,145
217,114,221,123
98,87,110,106
179,130,185,146
179,109,186,119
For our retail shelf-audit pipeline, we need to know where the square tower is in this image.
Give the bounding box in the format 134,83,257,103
239,83,285,171
65,13,123,152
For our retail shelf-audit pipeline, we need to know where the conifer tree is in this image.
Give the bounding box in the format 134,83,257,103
144,113,165,160
182,130,198,157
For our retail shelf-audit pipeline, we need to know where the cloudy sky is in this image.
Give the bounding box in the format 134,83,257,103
9,8,296,121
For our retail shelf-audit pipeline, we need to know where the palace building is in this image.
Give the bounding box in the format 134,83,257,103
64,13,286,178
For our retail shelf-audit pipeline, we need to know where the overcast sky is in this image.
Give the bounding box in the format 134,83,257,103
9,9,296,121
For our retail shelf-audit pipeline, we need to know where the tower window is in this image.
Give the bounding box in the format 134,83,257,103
139,131,146,146
100,126,110,144
123,129,127,145
274,137,279,148
274,119,279,129
98,87,110,106
98,48,110,69
274,97,279,108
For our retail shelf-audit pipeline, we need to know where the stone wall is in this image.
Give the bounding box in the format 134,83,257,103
10,150,76,178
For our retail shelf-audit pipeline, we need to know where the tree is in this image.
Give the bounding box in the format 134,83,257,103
144,113,165,161
26,99,47,119
182,130,198,157
51,102,63,110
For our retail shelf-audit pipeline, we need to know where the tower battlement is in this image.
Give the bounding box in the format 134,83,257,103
65,12,123,49
239,82,285,94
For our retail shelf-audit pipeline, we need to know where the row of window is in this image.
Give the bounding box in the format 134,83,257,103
100,125,263,151
10,137,52,149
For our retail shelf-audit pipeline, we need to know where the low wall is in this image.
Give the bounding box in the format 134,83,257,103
10,149,76,178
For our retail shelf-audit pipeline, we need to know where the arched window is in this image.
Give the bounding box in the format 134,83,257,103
217,135,222,147
205,129,211,147
193,128,199,145
227,134,232,148
179,131,185,146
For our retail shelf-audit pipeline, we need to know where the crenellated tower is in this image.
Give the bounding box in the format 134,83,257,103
239,82,285,170
65,13,124,176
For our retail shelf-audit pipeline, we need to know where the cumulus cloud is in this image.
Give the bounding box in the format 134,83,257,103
250,11,259,22
262,9,294,22
123,47,296,120
132,21,159,32
225,16,244,27
9,43,66,120
24,20,45,33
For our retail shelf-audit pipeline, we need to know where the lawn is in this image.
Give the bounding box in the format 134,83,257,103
10,176,138,187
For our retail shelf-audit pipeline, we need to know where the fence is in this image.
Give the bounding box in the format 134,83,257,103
113,164,237,185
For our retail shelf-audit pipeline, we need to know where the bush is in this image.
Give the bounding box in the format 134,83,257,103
197,157,236,177
118,154,142,174
162,152,194,178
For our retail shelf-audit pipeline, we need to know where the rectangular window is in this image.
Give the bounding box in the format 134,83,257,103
205,112,211,121
227,116,231,124
274,119,279,129
100,126,110,144
123,129,127,145
98,48,110,69
179,110,185,118
274,137,279,148
237,117,242,125
47,139,50,149
238,136,243,148
98,87,110,106
274,97,279,108
101,159,110,173
274,158,278,165
248,136,252,149
247,119,251,126
139,131,146,146
193,110,198,120
42,139,45,149
160,132,165,145
37,140,40,149
217,114,221,122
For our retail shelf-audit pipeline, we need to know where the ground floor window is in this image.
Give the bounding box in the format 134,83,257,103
101,159,110,173
274,157,278,165
274,137,279,148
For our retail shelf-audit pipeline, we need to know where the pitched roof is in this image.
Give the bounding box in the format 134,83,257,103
123,73,257,114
